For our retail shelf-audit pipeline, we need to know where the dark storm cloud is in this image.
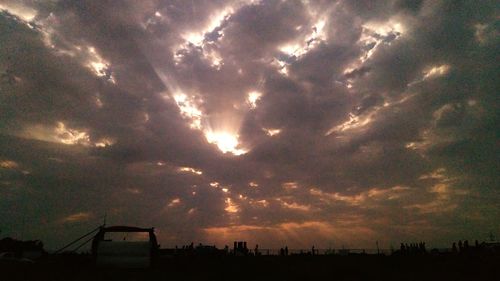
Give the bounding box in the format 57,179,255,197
0,0,498,249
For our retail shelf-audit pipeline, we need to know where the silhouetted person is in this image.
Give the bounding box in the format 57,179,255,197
464,240,469,250
280,248,285,256
458,240,463,252
312,245,315,255
400,243,406,254
285,246,289,256
254,244,259,256
475,240,479,248
417,242,424,253
452,242,457,253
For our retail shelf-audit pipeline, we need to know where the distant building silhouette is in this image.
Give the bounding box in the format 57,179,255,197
233,241,249,256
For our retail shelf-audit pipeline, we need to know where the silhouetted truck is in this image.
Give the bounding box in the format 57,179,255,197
91,226,158,268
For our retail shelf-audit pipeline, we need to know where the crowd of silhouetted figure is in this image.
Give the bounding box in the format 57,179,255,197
396,239,500,256
2,235,500,262
170,242,224,256
2,235,500,281
400,242,427,255
452,240,472,253
278,245,318,256
448,239,496,254
164,242,324,257
167,241,258,256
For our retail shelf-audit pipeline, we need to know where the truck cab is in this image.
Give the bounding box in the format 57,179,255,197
91,226,158,268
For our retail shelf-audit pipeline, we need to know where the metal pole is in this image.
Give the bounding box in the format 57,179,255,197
54,226,101,254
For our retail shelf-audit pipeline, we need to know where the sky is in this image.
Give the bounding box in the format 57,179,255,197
0,0,498,250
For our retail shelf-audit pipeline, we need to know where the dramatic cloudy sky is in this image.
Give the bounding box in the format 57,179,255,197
0,0,498,250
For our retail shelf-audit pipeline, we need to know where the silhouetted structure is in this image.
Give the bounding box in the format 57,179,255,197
91,226,158,268
0,237,46,259
3,231,500,281
233,241,249,256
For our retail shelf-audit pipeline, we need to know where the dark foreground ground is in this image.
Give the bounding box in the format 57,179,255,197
2,253,500,281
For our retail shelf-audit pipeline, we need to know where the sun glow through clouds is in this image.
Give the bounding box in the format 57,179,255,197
278,19,327,59
178,167,203,175
224,197,239,213
275,18,327,76
247,91,262,109
86,47,115,83
173,93,203,130
205,131,247,155
360,19,404,62
95,138,114,148
263,128,281,136
0,3,37,22
1,0,497,253
168,85,246,157
181,7,234,47
423,64,450,80
55,122,90,145
168,198,181,207
0,160,19,169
